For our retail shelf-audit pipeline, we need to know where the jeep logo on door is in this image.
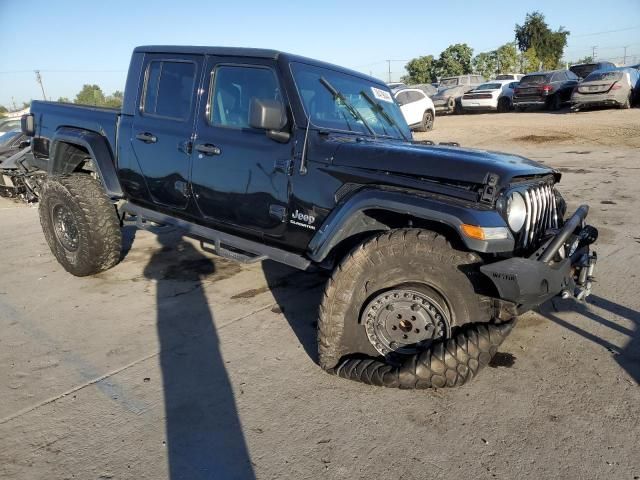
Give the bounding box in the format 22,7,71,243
289,209,316,230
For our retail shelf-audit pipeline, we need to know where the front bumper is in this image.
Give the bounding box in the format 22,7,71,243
480,205,598,312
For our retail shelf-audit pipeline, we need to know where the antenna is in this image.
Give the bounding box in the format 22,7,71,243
299,119,311,175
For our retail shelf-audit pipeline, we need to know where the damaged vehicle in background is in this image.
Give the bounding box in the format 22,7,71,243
571,67,639,111
460,80,519,113
513,69,580,111
0,130,45,201
569,61,616,80
431,74,485,114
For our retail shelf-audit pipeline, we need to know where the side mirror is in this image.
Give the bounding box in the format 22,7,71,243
249,98,289,142
21,113,35,137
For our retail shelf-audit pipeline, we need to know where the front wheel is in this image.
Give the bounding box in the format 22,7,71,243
39,174,122,276
497,97,511,113
418,110,434,131
317,229,493,371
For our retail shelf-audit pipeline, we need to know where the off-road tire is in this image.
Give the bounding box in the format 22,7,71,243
317,229,492,371
417,110,434,132
39,174,122,276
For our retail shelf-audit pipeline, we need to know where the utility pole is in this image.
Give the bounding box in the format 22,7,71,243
11,96,17,111
623,46,628,65
386,60,392,82
34,70,47,100
591,46,597,61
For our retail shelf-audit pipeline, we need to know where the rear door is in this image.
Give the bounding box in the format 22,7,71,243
129,54,203,210
190,57,292,238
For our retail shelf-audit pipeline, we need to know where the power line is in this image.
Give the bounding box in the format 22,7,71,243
572,25,640,37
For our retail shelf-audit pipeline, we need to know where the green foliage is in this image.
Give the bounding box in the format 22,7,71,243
570,56,593,65
402,55,436,84
73,85,122,108
435,43,473,78
57,97,71,103
0,105,7,118
515,11,569,70
472,52,496,80
521,46,542,73
496,43,518,73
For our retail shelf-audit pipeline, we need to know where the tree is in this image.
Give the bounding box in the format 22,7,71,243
435,43,473,78
74,84,105,106
472,52,496,80
0,105,7,118
103,90,124,108
521,45,542,73
496,43,518,73
402,55,436,84
57,97,71,103
515,11,569,70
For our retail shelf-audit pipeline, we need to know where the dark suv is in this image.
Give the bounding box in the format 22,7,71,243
513,70,580,111
18,46,598,389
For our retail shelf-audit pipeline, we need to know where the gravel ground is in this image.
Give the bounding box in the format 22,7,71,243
0,109,639,480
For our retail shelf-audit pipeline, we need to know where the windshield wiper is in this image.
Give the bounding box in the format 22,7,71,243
360,90,409,141
319,77,376,137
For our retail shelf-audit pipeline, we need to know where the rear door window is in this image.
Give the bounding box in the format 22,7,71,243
142,60,197,120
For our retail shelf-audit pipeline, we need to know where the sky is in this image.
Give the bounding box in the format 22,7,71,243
1,0,639,109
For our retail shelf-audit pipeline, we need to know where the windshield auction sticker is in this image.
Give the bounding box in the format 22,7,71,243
371,87,393,103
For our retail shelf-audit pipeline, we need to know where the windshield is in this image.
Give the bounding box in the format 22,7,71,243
439,77,459,87
475,83,502,90
290,62,410,140
520,74,548,85
570,64,598,79
585,71,622,82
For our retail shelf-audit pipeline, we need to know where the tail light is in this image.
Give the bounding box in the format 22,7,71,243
539,85,553,94
611,82,622,90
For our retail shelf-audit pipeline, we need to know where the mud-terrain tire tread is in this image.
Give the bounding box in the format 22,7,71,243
330,320,515,389
317,228,492,371
39,174,121,276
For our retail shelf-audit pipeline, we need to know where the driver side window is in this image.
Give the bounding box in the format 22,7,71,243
209,65,281,129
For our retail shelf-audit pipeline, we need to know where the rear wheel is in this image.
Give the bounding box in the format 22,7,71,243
497,97,511,113
317,229,493,371
547,94,562,111
454,99,464,115
39,174,122,276
418,110,434,131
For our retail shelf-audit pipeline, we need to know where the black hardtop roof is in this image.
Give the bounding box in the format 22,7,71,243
523,69,566,76
133,45,385,86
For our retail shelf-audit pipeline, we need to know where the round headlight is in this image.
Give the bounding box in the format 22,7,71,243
506,192,527,232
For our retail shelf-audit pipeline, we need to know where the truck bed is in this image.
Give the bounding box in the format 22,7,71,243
29,101,120,157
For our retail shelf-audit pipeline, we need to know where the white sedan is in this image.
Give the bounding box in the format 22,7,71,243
393,88,436,131
460,80,519,113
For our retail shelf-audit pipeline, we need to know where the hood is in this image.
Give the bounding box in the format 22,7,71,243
331,139,555,189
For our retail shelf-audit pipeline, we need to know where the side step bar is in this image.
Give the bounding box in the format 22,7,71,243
121,202,311,271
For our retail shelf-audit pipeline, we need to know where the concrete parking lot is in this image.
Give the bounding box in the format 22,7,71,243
1,110,639,480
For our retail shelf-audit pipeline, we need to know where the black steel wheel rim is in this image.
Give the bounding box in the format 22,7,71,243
52,203,79,251
362,288,451,357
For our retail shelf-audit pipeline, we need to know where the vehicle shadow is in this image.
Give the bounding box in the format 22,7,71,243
539,294,639,384
143,231,255,480
261,260,328,363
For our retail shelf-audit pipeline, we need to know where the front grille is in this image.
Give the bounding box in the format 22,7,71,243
520,183,559,248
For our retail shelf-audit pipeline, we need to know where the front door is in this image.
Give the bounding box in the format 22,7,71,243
190,58,292,238
130,54,203,210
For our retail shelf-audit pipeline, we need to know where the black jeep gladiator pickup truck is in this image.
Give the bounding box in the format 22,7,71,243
21,46,598,389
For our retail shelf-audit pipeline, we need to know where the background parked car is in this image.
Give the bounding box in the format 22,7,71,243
495,73,524,81
412,83,438,97
571,67,640,111
513,69,580,111
393,87,436,131
570,61,616,80
0,118,21,135
387,82,407,90
0,129,28,161
431,74,485,114
461,80,519,112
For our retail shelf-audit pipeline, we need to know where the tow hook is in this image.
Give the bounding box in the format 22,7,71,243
574,251,597,301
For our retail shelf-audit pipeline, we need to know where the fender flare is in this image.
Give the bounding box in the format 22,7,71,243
49,127,123,198
307,189,514,262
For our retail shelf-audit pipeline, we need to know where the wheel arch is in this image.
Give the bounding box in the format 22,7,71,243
49,127,123,199
307,188,514,264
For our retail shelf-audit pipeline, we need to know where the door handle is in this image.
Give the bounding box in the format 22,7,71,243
136,132,157,144
195,143,221,156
